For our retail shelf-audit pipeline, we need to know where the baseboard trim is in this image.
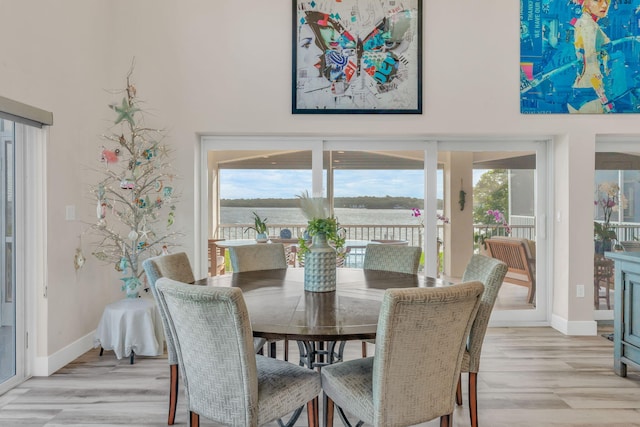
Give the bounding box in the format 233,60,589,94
33,330,96,376
551,314,597,336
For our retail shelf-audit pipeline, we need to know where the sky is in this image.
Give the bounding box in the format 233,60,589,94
220,169,487,200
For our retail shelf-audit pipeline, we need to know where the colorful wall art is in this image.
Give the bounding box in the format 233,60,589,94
520,0,640,114
293,0,422,114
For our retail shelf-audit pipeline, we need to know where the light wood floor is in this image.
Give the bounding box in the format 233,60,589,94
1,325,640,426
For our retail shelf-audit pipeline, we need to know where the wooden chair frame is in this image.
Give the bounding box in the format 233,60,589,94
485,238,536,304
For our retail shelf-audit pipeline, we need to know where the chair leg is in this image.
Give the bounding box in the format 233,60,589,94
284,338,289,361
325,395,334,427
168,364,179,425
469,371,478,427
361,341,367,358
307,396,319,427
440,414,451,427
455,374,462,405
189,411,199,427
269,341,277,358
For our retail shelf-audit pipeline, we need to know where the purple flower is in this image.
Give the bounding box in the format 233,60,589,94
486,209,511,234
437,214,450,224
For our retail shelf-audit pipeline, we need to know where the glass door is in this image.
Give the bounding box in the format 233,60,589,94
438,140,549,324
0,119,16,390
199,137,550,324
594,140,640,320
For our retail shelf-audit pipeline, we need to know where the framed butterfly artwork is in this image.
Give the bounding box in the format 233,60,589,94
292,0,422,114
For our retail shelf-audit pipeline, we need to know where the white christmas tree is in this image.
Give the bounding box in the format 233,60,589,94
88,67,179,297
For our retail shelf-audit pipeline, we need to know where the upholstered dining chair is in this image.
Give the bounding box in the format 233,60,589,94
455,254,508,427
228,243,289,359
362,244,422,275
155,278,322,427
229,243,288,273
321,281,484,427
143,253,267,425
360,243,422,357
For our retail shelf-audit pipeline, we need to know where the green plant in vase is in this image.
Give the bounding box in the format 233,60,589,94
244,211,268,241
296,191,345,264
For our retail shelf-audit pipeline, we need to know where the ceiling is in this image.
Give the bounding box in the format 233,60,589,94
212,150,538,170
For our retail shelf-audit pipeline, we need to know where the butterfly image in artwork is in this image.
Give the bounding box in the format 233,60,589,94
301,10,415,92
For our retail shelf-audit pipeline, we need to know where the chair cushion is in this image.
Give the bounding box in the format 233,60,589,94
321,357,375,425
256,355,322,425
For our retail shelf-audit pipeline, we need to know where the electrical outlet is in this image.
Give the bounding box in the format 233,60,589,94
576,284,585,298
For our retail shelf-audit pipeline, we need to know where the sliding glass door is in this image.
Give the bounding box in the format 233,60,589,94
199,136,550,325
438,140,549,323
594,139,640,320
0,119,17,391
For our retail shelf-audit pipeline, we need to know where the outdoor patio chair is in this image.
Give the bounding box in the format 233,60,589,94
321,281,484,427
155,278,321,427
594,254,614,309
207,239,226,275
485,236,536,304
620,240,640,252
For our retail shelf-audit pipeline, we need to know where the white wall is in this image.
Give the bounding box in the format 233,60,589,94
1,0,633,370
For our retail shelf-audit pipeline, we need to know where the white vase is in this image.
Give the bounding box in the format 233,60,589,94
304,233,337,292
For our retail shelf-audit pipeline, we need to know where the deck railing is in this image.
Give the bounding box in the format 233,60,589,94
216,223,537,246
216,220,640,248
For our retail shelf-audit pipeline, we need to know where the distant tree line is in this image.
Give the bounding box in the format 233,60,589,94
221,196,444,210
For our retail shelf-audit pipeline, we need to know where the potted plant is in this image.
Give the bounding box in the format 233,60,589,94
296,191,345,261
594,182,626,253
296,191,345,292
245,211,269,242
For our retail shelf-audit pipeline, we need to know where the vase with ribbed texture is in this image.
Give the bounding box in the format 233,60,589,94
304,233,337,292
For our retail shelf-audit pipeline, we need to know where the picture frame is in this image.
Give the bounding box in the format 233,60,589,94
292,0,422,114
520,0,640,114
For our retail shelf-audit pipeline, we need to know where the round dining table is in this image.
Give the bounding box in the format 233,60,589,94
194,268,444,427
194,267,444,347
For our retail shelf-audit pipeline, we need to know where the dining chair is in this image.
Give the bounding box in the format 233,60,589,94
228,243,290,359
229,243,288,272
321,281,484,427
362,244,422,275
155,278,322,427
455,254,508,427
143,253,267,425
360,243,422,357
